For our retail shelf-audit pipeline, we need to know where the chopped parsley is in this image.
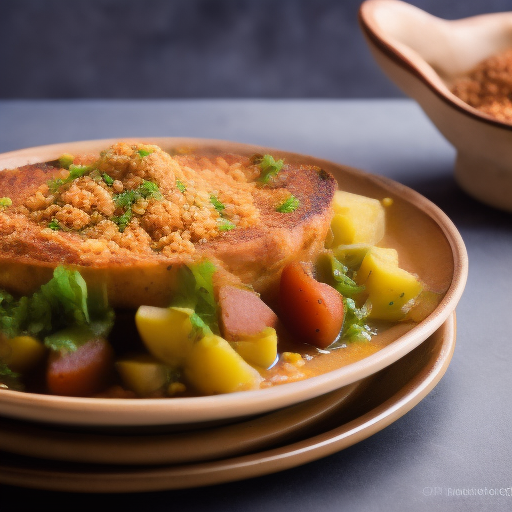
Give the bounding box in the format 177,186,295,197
102,173,114,186
210,195,225,213
112,180,162,232
218,218,236,231
257,154,284,184
176,179,187,193
48,219,61,231
0,197,12,209
112,208,133,232
138,180,162,200
47,164,92,193
138,148,153,158
276,194,299,213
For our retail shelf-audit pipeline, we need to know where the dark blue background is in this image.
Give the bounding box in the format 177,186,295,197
0,0,510,98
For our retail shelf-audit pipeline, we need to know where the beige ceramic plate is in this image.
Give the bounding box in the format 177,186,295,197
0,381,366,466
0,138,467,427
0,312,456,493
359,0,512,212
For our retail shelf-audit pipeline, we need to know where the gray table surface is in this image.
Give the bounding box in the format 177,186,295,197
0,99,510,512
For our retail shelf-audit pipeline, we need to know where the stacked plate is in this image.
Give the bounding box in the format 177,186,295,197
0,139,468,493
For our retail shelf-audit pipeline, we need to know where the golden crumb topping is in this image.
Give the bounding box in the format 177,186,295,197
15,142,263,260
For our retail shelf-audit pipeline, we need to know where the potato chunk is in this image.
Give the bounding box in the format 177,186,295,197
116,354,173,397
135,306,195,367
185,334,262,395
330,190,385,246
355,247,423,321
230,327,278,369
0,335,46,373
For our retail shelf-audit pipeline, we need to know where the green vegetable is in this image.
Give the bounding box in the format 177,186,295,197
112,208,133,233
0,266,114,351
112,180,162,231
138,148,153,158
47,164,92,193
316,252,365,298
257,154,284,184
341,298,374,342
0,362,22,390
171,260,219,337
114,189,138,209
217,218,236,231
176,180,187,193
0,197,12,208
102,173,114,186
138,180,162,200
210,195,225,213
276,195,299,213
48,219,61,231
58,154,74,169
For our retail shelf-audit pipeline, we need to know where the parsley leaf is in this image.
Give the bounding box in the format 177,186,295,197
139,180,163,200
210,195,225,213
276,195,299,213
102,173,114,186
48,219,61,231
112,207,133,232
0,197,12,209
47,164,92,193
111,180,162,231
218,218,236,231
138,148,154,158
258,154,284,184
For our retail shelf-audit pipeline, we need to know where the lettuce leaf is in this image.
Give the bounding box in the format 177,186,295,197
0,266,114,349
171,260,219,336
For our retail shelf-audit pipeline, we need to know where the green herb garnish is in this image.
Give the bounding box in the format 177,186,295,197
258,154,284,184
138,148,153,158
102,173,114,186
0,197,12,209
218,218,236,231
176,180,187,193
138,180,162,200
47,164,92,193
341,298,374,342
112,208,133,233
276,194,299,213
112,180,162,231
48,219,61,231
210,195,225,213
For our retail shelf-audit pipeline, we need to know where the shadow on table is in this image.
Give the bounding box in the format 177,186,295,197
402,171,512,234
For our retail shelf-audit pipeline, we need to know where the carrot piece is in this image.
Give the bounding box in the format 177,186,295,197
279,261,344,349
46,337,114,397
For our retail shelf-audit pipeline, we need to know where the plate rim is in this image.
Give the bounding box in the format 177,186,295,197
0,138,468,427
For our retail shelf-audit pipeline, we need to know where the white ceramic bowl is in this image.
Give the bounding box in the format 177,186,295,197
360,0,512,212
0,138,468,427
